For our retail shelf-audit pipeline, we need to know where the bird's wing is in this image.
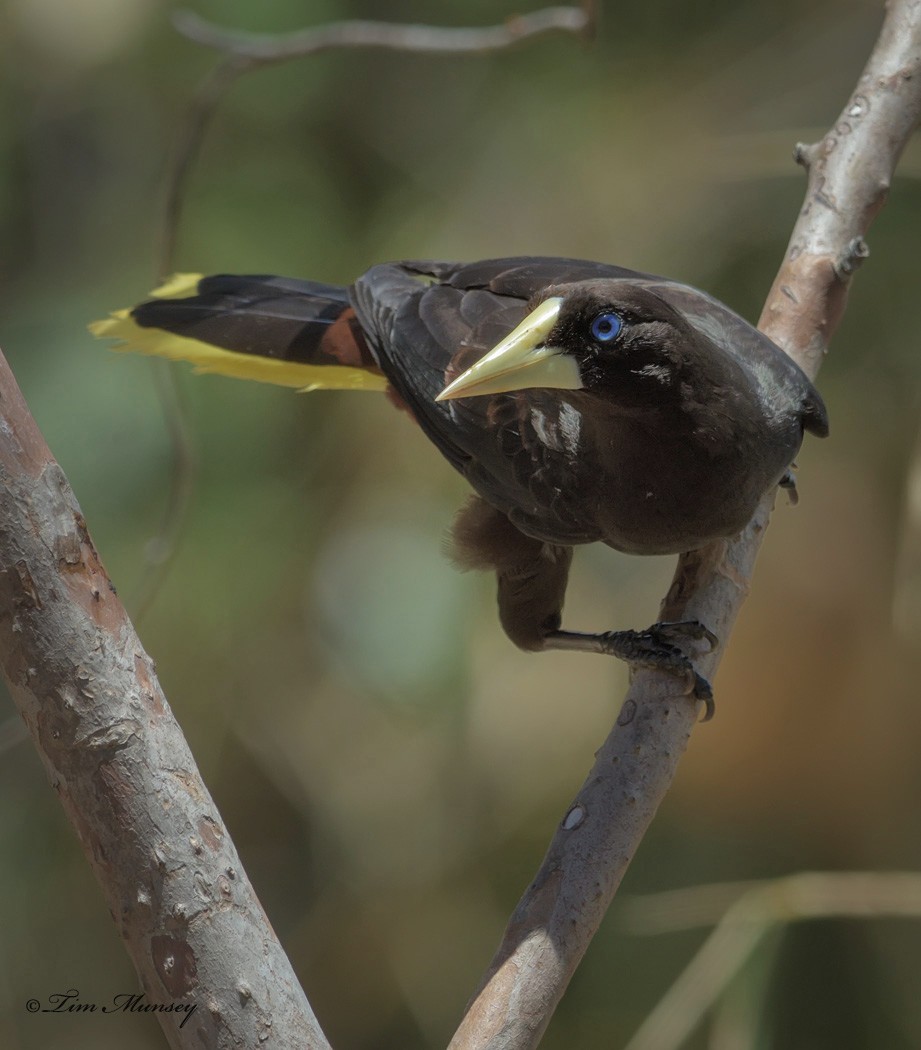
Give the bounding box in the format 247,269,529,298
352,257,642,448
351,258,638,536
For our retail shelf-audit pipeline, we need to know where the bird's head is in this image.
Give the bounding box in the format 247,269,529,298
435,281,702,407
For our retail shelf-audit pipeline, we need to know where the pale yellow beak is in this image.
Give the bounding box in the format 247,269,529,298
435,297,582,401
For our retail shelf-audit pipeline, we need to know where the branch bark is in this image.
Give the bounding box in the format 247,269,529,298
0,350,330,1048
448,4,921,1047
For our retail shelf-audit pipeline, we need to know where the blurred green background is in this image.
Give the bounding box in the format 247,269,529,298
2,0,921,1047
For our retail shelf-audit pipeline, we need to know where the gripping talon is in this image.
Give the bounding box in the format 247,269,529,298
692,672,715,720
542,618,717,718
654,619,719,652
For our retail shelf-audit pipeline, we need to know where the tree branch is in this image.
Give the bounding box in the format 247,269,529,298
448,4,921,1047
623,871,921,1050
172,6,595,63
159,4,594,276
0,349,330,1048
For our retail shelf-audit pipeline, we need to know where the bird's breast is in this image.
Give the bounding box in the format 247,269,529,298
470,394,795,555
525,402,583,457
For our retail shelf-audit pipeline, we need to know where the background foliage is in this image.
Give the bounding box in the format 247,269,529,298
1,1,920,1047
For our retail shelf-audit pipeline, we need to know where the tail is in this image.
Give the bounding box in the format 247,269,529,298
90,273,388,392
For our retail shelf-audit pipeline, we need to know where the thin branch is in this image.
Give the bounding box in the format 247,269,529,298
0,349,331,1048
623,871,921,1050
627,897,771,1050
619,879,773,935
172,6,595,64
160,4,592,276
156,54,250,281
140,58,245,626
448,4,921,1047
129,360,199,622
891,403,921,637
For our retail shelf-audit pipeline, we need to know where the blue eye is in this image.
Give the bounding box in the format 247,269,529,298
590,312,622,343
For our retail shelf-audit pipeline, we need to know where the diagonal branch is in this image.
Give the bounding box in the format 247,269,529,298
448,4,921,1047
0,349,331,1049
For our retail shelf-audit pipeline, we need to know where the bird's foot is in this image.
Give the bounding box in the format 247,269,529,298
542,620,718,720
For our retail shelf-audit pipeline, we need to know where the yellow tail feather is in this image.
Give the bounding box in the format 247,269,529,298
90,274,388,393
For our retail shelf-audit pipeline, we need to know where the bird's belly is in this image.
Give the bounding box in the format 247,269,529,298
593,487,752,555
501,449,784,555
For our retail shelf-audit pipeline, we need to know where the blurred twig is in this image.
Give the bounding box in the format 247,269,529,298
140,3,593,623
619,879,773,934
130,360,198,621
173,6,595,62
621,872,921,1050
0,714,29,754
449,5,921,1048
160,3,594,283
892,407,921,638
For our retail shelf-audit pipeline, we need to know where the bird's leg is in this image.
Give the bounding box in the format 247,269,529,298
450,497,573,650
542,623,717,718
451,498,717,717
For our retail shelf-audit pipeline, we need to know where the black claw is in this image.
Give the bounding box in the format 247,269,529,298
692,672,715,720
541,620,717,719
598,624,715,706
653,619,719,652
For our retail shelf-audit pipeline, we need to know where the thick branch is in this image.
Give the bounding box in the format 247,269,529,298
0,350,330,1048
449,4,921,1047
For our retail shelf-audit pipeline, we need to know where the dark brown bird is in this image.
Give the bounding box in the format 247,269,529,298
92,257,828,707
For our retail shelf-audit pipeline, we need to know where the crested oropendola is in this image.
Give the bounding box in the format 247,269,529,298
92,257,828,711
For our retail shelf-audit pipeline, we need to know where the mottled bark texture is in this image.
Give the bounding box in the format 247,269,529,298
0,351,330,1049
449,4,921,1047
